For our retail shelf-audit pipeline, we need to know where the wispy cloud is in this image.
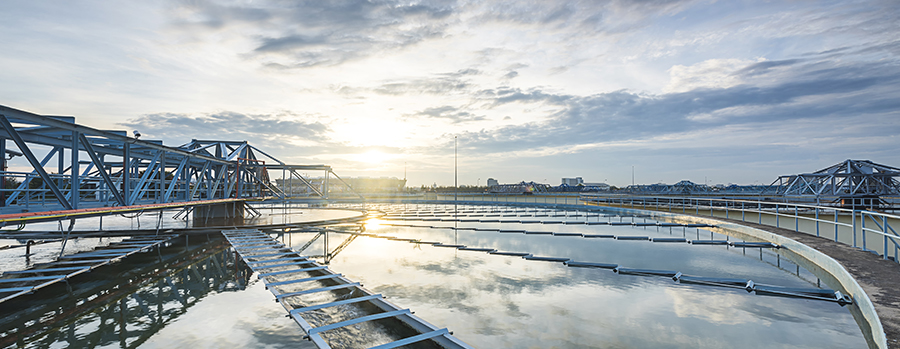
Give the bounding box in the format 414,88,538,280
1,0,899,185
409,105,486,124
120,111,332,155
169,0,459,67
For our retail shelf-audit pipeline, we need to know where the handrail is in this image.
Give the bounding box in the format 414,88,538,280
579,193,900,264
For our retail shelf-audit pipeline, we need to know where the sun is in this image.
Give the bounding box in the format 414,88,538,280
357,150,393,164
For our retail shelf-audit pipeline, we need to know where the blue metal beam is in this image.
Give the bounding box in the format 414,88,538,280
0,115,72,210
5,147,58,206
163,156,189,202
128,151,161,205
189,161,211,200
78,134,126,206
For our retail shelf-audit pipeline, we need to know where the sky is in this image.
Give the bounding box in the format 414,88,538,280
1,0,898,187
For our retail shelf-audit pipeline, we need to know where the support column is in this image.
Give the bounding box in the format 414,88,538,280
123,143,130,203
192,201,244,227
71,131,79,209
182,161,189,201
158,151,166,203
236,161,243,198
0,137,5,207
324,169,329,200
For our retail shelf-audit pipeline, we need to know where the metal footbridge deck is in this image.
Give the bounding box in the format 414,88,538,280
0,234,179,304
222,229,473,349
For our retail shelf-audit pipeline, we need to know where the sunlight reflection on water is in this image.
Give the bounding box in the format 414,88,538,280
0,204,869,349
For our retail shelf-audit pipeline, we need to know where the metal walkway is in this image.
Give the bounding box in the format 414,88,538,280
0,234,179,304
221,229,474,349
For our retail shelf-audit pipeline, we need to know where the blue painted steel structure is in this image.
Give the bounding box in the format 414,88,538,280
0,105,361,218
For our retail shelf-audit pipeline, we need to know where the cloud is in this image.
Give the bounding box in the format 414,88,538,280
666,59,755,93
168,0,460,67
333,69,478,96
373,77,471,96
467,0,696,32
120,111,332,153
409,105,486,123
164,0,701,69
734,59,803,77
453,57,900,154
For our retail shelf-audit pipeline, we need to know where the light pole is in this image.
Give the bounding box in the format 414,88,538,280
454,136,459,245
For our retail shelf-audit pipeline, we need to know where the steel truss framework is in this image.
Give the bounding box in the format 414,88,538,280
768,159,900,198
0,105,361,214
625,181,769,195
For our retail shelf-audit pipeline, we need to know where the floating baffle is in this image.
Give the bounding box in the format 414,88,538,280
731,242,780,248
222,229,474,349
564,261,618,269
675,275,751,289
753,285,854,305
523,255,571,262
613,268,679,277
343,223,853,307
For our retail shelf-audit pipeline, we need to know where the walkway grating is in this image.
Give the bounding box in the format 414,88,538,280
0,234,179,304
222,229,474,349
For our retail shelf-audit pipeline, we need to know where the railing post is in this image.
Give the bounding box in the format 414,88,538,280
883,215,888,260
776,203,779,228
861,211,867,251
794,205,798,232
815,206,820,237
758,198,762,224
852,207,857,248
834,209,839,242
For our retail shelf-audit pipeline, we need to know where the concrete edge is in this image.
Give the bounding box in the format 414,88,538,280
605,205,887,349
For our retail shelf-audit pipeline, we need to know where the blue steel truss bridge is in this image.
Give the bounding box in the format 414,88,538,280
0,105,364,222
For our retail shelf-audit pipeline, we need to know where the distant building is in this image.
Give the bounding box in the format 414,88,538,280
489,181,550,194
583,182,610,191
343,177,407,192
486,178,499,187
275,176,406,195
561,177,583,186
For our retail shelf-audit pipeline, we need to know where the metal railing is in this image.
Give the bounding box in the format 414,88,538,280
0,170,275,211
580,194,900,264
